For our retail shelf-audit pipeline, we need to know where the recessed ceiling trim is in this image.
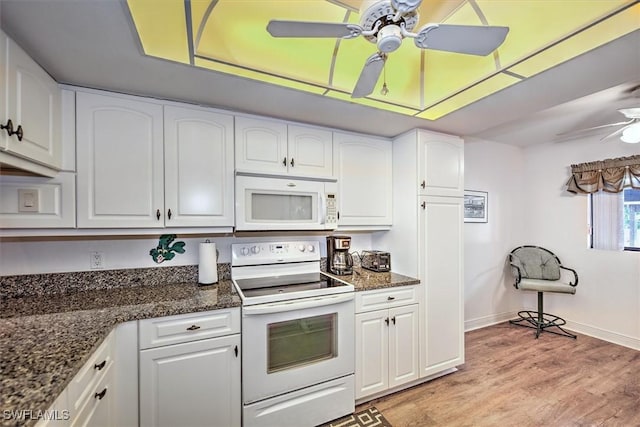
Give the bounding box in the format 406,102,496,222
327,10,353,91
184,0,195,66
194,0,220,51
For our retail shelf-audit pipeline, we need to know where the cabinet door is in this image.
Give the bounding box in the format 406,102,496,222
418,134,464,197
5,36,61,168
287,125,333,178
0,32,7,151
76,92,164,228
70,365,114,427
419,196,464,377
333,132,392,227
355,310,388,399
235,116,288,174
139,334,241,427
388,304,419,388
164,106,234,227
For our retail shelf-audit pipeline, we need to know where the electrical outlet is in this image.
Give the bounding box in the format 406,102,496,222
90,251,105,269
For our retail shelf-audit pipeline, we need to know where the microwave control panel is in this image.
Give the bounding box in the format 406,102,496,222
326,193,338,226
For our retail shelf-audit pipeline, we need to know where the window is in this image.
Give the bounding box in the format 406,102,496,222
624,188,640,250
590,188,640,251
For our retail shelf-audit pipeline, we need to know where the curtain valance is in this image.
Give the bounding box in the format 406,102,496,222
566,155,640,194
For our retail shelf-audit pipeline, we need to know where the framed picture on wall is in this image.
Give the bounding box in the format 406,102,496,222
464,190,488,223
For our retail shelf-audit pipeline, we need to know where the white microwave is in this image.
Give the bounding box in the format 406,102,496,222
235,175,338,231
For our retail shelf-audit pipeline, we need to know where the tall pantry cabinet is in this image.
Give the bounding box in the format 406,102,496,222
374,129,464,379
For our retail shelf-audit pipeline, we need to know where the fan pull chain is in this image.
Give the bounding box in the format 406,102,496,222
381,60,389,96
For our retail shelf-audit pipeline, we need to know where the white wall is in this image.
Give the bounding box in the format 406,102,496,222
521,136,640,349
464,134,639,349
0,233,373,276
463,138,527,330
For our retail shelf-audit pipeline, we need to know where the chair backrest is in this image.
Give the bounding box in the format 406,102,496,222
510,246,561,281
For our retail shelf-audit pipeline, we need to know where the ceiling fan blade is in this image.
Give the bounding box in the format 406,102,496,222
351,53,385,99
267,20,362,38
414,24,509,56
600,123,632,141
557,119,635,137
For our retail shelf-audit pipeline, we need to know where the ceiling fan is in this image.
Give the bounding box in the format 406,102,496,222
557,86,640,144
266,0,510,98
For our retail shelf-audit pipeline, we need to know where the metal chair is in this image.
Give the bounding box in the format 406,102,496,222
508,245,578,339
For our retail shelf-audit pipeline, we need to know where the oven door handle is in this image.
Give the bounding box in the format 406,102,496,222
242,293,354,315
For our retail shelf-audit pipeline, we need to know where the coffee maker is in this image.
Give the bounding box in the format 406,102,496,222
326,235,354,275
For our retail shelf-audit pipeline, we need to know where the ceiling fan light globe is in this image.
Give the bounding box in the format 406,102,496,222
620,122,640,143
377,25,403,52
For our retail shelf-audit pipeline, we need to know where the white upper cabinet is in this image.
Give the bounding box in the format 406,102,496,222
287,124,333,177
333,132,392,228
0,30,62,176
76,91,165,228
235,116,333,178
163,105,234,227
417,131,464,197
235,116,287,174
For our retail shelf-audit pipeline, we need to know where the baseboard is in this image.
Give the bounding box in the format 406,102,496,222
464,311,517,332
564,319,640,351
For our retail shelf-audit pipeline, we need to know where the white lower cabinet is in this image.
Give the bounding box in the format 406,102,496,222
355,287,419,400
138,309,241,427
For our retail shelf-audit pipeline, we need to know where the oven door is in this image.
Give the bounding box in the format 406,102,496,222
242,293,355,404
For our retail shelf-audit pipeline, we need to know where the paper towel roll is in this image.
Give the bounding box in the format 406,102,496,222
198,241,218,285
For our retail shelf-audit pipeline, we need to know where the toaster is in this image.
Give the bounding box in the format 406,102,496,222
361,250,391,272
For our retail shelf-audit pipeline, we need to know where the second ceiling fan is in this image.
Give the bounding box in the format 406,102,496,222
267,0,510,98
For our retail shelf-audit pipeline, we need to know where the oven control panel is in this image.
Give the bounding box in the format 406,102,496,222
231,241,321,266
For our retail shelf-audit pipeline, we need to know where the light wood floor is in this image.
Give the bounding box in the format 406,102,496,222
358,322,640,427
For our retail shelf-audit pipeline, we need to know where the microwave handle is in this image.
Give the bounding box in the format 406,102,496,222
320,192,327,225
243,293,354,316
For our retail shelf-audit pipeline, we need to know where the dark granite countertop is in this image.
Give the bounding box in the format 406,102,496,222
325,266,420,291
0,280,240,427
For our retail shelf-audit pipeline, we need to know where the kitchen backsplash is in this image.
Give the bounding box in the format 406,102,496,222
0,263,231,300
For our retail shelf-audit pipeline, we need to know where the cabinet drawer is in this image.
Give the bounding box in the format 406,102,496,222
68,331,114,417
139,308,240,350
70,363,114,427
355,286,418,313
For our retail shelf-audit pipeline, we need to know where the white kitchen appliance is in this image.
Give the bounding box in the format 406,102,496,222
235,175,338,231
231,241,355,427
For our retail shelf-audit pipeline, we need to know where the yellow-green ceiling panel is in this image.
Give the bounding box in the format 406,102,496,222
477,0,635,69
508,3,640,78
194,57,328,95
417,72,520,120
127,0,638,119
194,0,346,87
127,0,190,64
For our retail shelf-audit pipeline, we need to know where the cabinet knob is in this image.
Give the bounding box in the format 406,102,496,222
0,119,14,136
14,125,23,141
282,157,287,167
421,201,426,210
94,360,106,371
186,324,201,331
290,158,295,167
156,209,161,220
167,208,172,220
421,180,426,189
94,388,107,400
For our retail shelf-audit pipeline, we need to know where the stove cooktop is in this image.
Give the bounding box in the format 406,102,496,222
233,272,353,305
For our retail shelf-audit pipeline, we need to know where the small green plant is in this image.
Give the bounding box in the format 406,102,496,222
150,234,186,263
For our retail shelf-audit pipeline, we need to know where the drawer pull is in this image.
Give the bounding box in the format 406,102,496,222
94,360,106,371
186,324,201,331
387,296,395,301
94,388,107,400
